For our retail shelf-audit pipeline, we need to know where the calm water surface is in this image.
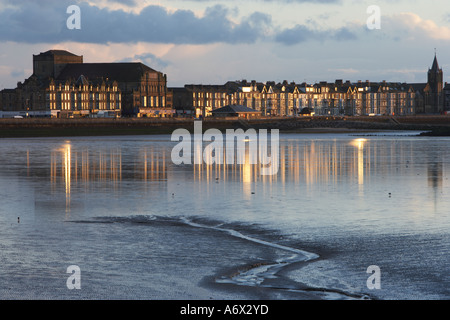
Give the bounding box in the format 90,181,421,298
0,132,448,300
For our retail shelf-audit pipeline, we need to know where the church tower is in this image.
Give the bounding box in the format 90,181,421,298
427,53,444,113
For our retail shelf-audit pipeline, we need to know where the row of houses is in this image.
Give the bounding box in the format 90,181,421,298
173,55,446,118
173,80,419,118
0,50,447,118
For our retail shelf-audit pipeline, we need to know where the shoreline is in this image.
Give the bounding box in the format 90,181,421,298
0,115,449,138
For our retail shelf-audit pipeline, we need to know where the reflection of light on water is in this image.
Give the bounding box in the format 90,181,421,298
350,138,367,149
144,151,147,181
243,151,252,183
63,143,71,214
191,138,372,195
242,151,252,198
27,149,30,176
351,139,367,188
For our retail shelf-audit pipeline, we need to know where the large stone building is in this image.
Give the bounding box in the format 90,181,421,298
172,54,447,118
1,51,447,118
0,50,173,118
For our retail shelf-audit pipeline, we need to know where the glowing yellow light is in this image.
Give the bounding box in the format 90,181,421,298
350,138,367,149
350,139,367,186
63,143,71,214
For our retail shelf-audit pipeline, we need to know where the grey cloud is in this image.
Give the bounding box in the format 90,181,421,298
0,1,272,44
107,0,137,5
0,0,69,41
275,24,359,45
268,0,341,2
333,27,358,41
183,0,341,3
0,0,356,46
121,52,169,69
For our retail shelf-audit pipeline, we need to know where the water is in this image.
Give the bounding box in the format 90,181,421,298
0,132,448,300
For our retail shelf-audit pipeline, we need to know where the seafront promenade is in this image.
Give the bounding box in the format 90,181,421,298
0,115,449,138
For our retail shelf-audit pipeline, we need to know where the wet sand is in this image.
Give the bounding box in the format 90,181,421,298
0,215,341,300
0,215,323,300
3,213,447,300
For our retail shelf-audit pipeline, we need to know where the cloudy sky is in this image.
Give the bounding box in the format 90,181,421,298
0,0,449,89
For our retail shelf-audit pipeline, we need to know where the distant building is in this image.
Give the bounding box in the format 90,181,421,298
211,105,261,119
172,79,416,117
172,80,303,118
444,82,450,112
0,50,172,118
171,54,443,117
409,54,445,114
172,84,231,118
1,51,446,118
426,54,444,113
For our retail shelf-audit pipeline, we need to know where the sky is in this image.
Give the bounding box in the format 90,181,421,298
0,0,450,89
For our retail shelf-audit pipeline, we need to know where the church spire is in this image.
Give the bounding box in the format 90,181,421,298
426,49,444,113
431,50,440,72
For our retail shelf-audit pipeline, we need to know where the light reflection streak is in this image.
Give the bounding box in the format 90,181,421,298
61,143,72,215
49,140,376,187
48,138,383,209
191,138,373,189
51,144,168,213
351,139,367,188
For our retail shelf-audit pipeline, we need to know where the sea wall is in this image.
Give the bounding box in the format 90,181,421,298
0,115,449,138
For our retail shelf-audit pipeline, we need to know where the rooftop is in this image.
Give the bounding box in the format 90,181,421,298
212,105,260,114
57,62,160,83
36,50,82,57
